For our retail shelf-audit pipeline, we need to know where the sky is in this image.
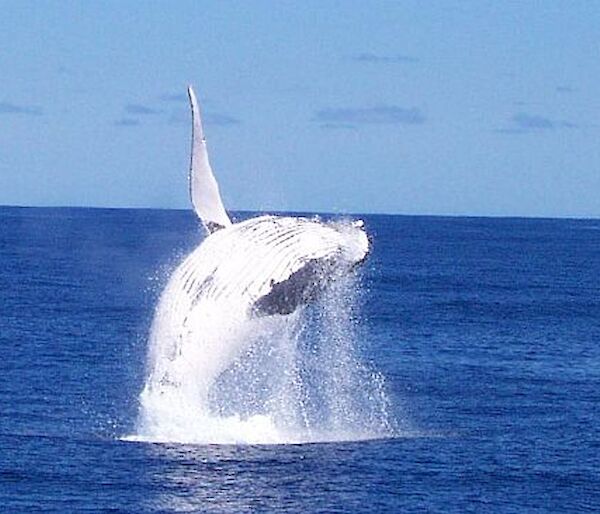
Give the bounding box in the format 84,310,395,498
1,1,599,218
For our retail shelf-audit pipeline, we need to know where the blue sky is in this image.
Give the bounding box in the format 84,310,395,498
1,1,599,217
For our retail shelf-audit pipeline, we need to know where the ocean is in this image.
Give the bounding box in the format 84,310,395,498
1,206,599,512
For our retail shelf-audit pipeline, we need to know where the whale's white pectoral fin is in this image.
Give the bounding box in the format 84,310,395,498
187,86,232,233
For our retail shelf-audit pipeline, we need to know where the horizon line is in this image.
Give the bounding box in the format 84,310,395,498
1,203,598,222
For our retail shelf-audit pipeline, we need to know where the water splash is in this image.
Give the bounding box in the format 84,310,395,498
129,227,394,445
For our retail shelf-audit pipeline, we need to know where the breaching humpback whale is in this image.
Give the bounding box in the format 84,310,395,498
140,87,370,411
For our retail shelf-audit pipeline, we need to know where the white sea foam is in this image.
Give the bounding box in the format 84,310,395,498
129,221,394,445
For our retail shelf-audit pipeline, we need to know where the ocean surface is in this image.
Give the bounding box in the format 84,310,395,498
1,206,599,513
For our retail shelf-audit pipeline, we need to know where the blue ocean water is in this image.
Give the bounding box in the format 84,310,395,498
1,206,599,512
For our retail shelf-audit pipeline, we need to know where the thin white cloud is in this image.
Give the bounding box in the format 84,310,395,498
351,53,419,64
159,93,187,103
495,112,577,134
114,118,140,127
125,104,160,115
0,101,42,116
314,105,425,127
556,85,575,94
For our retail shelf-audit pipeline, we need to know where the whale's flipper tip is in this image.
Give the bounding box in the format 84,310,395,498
187,85,197,111
188,85,232,233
